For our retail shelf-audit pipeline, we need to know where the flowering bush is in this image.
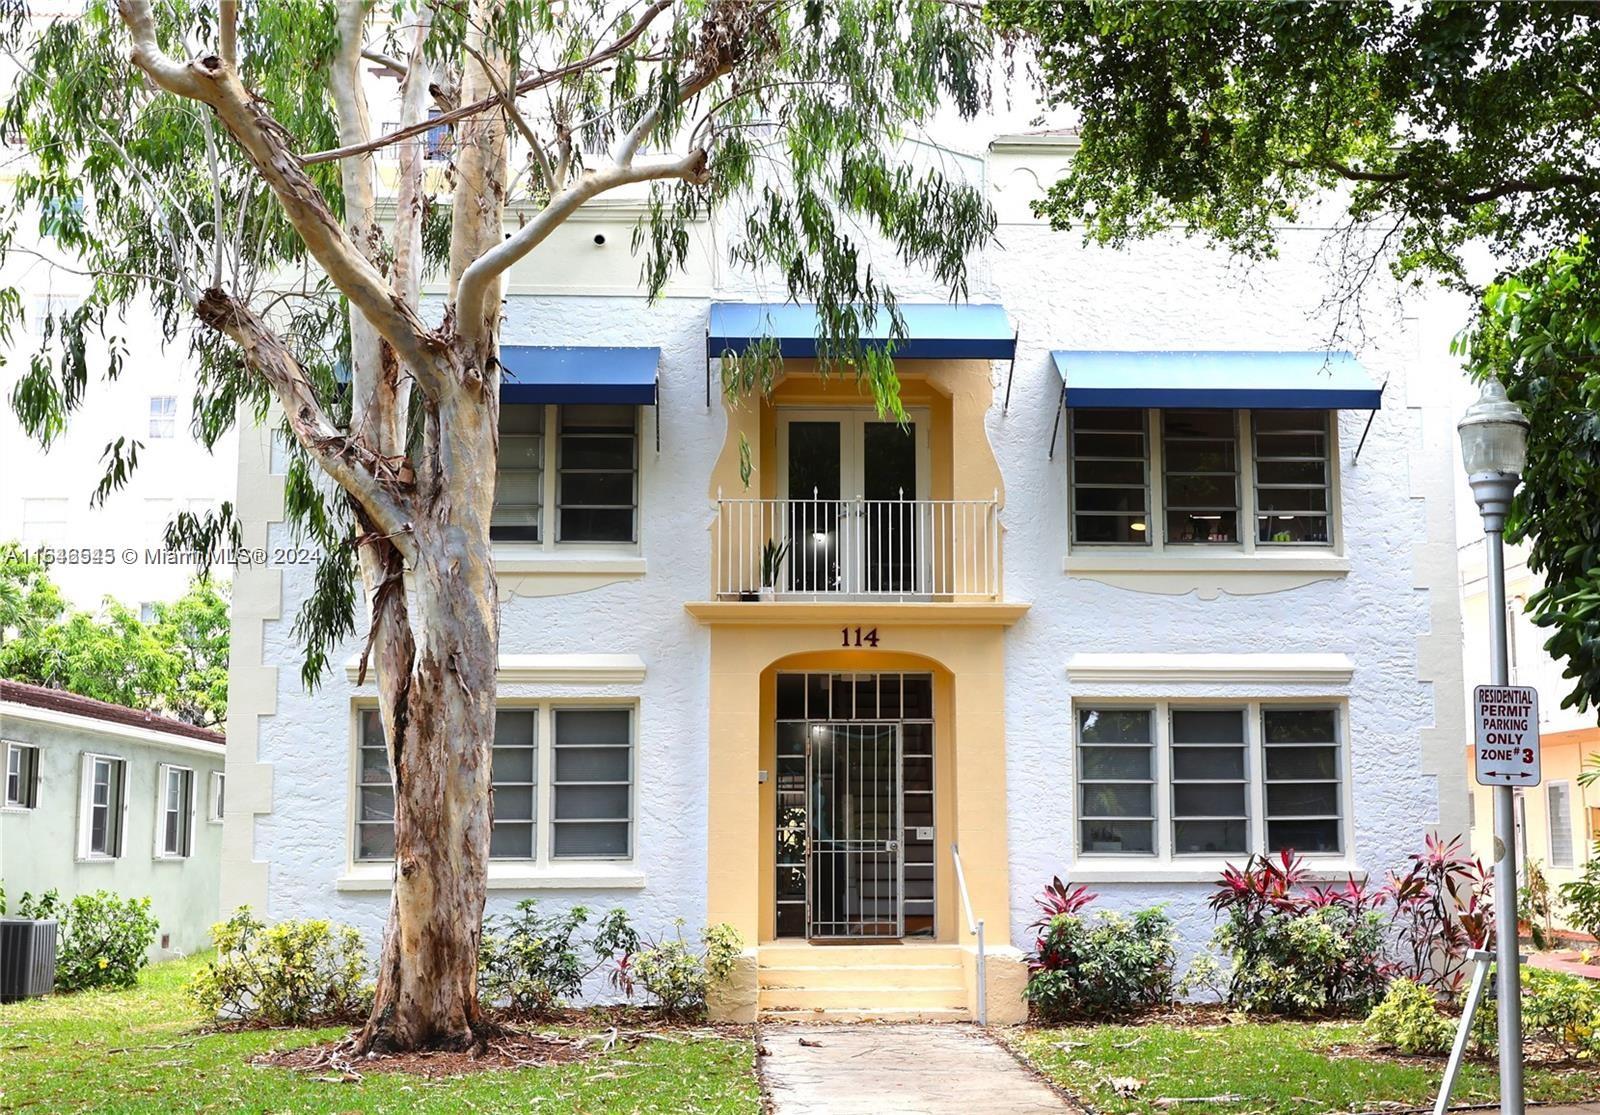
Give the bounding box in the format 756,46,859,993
15,888,158,992
187,907,369,1026
1363,978,1456,1054
1208,851,1389,1015
1380,834,1492,995
1025,906,1177,1021
479,901,638,1016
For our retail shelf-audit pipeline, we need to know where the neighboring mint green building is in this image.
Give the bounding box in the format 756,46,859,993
1,679,225,957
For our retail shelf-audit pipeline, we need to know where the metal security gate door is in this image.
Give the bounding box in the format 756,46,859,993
807,723,903,938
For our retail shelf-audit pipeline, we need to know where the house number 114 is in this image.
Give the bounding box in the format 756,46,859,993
841,626,881,647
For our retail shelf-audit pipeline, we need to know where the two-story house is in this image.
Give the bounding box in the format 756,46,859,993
219,130,1468,1023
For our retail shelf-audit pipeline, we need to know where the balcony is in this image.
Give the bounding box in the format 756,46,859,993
713,496,1001,601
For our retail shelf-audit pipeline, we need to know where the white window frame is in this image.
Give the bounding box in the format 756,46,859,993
1072,699,1351,865
148,394,177,439
208,770,226,824
5,741,40,810
154,763,196,859
1547,780,1576,869
1066,409,1343,555
348,700,637,869
77,752,128,860
491,403,642,552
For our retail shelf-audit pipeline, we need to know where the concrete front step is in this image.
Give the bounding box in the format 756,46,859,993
759,984,966,1011
760,1006,971,1023
759,963,964,990
757,943,963,966
756,942,970,1020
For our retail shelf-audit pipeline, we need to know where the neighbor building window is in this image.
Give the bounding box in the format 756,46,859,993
354,704,632,864
1075,701,1347,860
80,754,127,858
157,765,195,858
148,395,177,439
1548,782,1575,869
5,742,40,809
1163,410,1239,543
1254,411,1331,544
208,771,225,824
490,404,638,546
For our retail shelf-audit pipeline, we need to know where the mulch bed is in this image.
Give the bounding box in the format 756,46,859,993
256,1030,592,1080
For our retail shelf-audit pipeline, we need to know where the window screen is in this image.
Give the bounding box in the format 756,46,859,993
551,708,632,858
492,405,544,542
1263,708,1342,854
1171,708,1248,854
1254,410,1331,544
1077,708,1155,854
1163,410,1239,543
557,405,637,542
1070,409,1149,544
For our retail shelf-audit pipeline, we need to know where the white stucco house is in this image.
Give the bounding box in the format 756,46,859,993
219,129,1469,1022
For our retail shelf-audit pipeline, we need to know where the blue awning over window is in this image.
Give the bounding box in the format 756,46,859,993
1051,350,1383,410
708,302,1016,361
499,345,660,405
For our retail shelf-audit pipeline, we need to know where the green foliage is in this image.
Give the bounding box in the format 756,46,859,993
1216,905,1389,1017
186,907,369,1026
0,555,230,726
1363,979,1455,1055
626,921,742,1019
1024,907,1178,1022
1558,839,1600,941
478,901,638,1017
1471,967,1600,1059
16,888,159,992
1517,858,1559,950
1457,240,1600,712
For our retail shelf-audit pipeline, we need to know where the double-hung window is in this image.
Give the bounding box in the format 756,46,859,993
5,742,39,809
1547,782,1575,869
157,764,195,858
491,404,638,546
1075,702,1347,860
355,704,634,864
80,754,127,858
1069,409,1336,550
208,771,226,824
149,395,177,439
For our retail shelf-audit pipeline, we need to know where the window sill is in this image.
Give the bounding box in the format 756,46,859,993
492,547,645,576
336,861,646,892
1,804,35,814
1068,858,1366,884
1062,550,1349,599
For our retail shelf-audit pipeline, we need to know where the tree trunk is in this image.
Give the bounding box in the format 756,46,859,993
357,527,499,1052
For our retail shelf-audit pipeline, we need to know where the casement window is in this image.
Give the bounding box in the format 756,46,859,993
1075,702,1347,859
355,704,633,864
5,742,40,809
491,404,638,546
208,771,226,824
157,764,195,858
1069,410,1336,550
79,754,127,858
148,395,177,439
1547,782,1575,869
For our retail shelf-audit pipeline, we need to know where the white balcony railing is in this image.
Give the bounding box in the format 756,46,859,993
713,494,1001,600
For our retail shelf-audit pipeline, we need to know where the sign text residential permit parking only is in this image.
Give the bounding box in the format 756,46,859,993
1473,684,1541,787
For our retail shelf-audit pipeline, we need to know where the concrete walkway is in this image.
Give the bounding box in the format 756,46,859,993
758,1023,1071,1114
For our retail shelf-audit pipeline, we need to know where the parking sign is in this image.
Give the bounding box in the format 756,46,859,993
1472,684,1541,787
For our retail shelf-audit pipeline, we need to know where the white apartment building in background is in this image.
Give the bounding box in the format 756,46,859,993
0,264,236,612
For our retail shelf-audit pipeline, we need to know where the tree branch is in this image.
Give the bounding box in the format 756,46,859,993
117,0,441,380
218,0,237,69
299,0,673,167
454,149,710,342
391,8,435,310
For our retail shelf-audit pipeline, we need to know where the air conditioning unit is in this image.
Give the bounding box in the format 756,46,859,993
0,918,58,1002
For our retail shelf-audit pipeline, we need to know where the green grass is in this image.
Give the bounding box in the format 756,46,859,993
1009,1016,1600,1115
0,953,759,1113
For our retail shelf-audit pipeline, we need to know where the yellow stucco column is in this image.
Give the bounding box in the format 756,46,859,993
706,649,763,943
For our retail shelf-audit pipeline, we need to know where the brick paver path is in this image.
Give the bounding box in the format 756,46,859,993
759,1023,1071,1114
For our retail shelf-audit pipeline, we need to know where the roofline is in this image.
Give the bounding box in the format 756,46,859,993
1,700,228,757
989,133,1081,153
0,680,225,749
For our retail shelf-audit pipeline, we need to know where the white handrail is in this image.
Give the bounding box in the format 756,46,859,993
950,842,986,1026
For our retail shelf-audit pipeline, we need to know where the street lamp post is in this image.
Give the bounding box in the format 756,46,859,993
1457,378,1531,1115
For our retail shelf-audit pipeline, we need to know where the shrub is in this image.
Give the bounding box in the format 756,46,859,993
1558,840,1600,940
187,907,369,1026
14,888,159,992
478,901,638,1016
1381,834,1492,995
624,921,742,1018
1364,978,1455,1054
1471,967,1600,1059
1209,851,1389,1016
1025,906,1177,1022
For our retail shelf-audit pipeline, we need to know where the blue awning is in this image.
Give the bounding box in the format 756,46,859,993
499,345,660,405
1051,350,1383,409
708,302,1016,361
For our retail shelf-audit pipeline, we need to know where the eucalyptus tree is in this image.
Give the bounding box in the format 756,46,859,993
1,0,996,1051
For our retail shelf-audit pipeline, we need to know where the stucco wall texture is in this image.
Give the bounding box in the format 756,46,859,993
242,165,1466,976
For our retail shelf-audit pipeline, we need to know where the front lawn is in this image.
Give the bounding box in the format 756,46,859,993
1008,1014,1600,1115
0,952,759,1114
